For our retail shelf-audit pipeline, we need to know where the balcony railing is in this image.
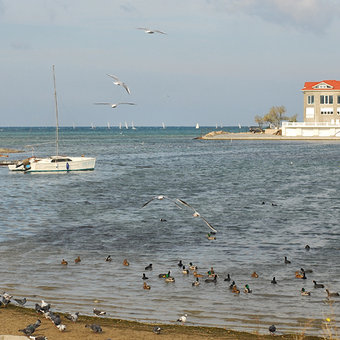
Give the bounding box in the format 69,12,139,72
282,121,340,127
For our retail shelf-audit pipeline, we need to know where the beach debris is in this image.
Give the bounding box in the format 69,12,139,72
106,74,131,94
153,326,162,334
93,308,106,316
137,27,166,34
284,256,291,264
326,289,339,298
143,282,151,290
65,312,79,322
301,288,311,296
29,336,48,340
269,324,276,335
123,258,130,266
105,255,112,262
313,280,325,288
142,195,182,209
177,313,187,324
14,297,27,306
86,324,103,332
145,263,153,270
271,277,277,284
176,198,218,233
19,319,41,336
75,256,81,263
61,259,68,265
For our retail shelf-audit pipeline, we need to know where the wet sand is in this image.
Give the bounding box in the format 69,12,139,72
0,305,323,340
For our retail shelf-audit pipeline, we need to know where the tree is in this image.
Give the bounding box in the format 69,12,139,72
254,115,265,129
263,105,288,128
288,114,298,122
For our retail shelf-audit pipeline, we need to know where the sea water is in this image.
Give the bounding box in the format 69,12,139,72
0,126,339,336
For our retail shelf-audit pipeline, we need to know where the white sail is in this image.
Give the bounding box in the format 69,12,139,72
125,121,128,129
131,121,136,130
107,122,111,129
162,122,166,129
195,123,199,129
119,122,122,129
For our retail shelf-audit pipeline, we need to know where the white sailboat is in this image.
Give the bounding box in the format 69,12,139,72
195,123,200,129
9,65,96,172
131,121,136,130
125,121,129,129
91,122,96,130
162,122,166,129
119,122,122,130
107,122,111,129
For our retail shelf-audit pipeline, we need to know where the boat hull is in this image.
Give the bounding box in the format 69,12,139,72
8,156,96,172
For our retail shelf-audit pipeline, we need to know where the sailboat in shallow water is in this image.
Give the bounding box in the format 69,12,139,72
9,65,96,172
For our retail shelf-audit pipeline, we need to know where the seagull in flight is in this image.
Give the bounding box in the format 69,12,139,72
137,27,166,34
142,195,182,209
176,198,217,233
94,102,136,108
106,74,131,94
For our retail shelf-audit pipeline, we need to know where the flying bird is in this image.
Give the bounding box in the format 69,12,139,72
94,102,136,108
176,198,218,233
142,195,182,209
137,27,166,34
106,74,131,94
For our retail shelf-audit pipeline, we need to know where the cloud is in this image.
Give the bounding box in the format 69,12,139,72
207,0,339,33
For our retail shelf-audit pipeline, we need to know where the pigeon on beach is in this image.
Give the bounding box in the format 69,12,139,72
19,319,41,336
65,312,79,322
85,324,103,333
14,297,27,306
106,74,131,94
153,326,162,334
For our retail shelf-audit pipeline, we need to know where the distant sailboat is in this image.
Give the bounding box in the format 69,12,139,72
195,123,200,129
119,122,122,130
91,122,96,130
162,122,166,129
107,122,111,129
238,123,241,129
215,123,218,129
131,121,136,130
125,121,128,129
72,122,76,130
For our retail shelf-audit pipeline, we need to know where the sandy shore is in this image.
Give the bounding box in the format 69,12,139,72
197,131,340,141
0,305,323,340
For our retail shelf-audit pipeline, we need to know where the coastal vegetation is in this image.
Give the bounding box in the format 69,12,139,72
255,106,298,129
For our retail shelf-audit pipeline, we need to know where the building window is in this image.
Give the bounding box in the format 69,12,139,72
307,95,314,104
338,96,340,104
320,95,333,104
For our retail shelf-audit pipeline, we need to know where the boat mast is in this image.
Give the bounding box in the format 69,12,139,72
52,65,59,156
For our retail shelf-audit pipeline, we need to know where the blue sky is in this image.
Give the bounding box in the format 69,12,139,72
1,0,340,127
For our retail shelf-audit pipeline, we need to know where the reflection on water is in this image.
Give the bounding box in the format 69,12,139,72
0,127,339,336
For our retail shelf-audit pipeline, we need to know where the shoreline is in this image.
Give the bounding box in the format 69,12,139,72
0,305,324,340
196,131,340,141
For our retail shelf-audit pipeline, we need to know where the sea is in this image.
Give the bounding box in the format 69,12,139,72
0,126,339,336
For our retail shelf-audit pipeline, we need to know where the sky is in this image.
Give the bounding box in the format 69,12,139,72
1,0,340,127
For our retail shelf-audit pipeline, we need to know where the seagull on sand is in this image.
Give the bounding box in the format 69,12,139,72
106,74,131,94
177,313,187,324
142,195,182,209
176,198,218,233
93,308,106,316
153,326,162,334
137,27,166,34
94,102,136,108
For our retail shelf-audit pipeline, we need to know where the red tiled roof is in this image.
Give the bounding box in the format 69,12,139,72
302,80,340,91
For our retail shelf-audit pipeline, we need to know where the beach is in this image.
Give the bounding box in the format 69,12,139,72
0,305,323,339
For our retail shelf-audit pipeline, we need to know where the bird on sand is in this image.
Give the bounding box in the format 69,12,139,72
142,195,182,209
153,326,162,334
14,297,27,306
176,198,218,233
85,324,102,333
137,27,166,34
269,324,276,335
177,313,187,324
65,312,79,322
29,336,48,340
93,308,106,316
19,319,41,336
106,74,131,94
94,102,136,108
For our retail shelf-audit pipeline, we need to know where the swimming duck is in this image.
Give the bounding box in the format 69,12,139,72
326,289,339,298
229,281,236,289
284,256,291,264
158,270,171,278
143,282,151,290
165,276,175,283
301,288,311,296
189,262,197,270
271,277,277,284
296,272,307,280
232,285,240,294
313,280,325,288
193,271,204,278
305,244,310,251
178,260,183,268
205,276,217,283
251,271,259,278
105,255,112,262
300,267,313,274
192,278,200,286
142,273,149,280
74,256,81,264
123,259,129,266
224,274,231,282
244,284,252,293
145,263,153,271
207,233,216,240
182,266,189,274
61,259,68,265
